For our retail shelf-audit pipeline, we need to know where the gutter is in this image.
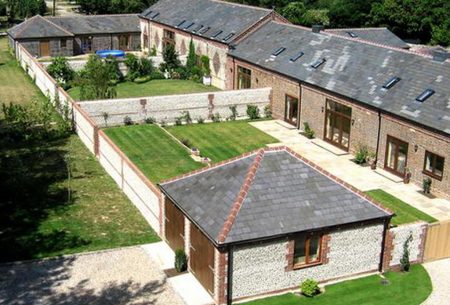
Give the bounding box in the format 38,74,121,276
226,246,233,305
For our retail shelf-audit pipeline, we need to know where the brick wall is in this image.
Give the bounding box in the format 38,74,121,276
378,115,450,197
77,88,271,127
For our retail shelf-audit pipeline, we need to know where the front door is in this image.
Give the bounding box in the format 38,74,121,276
324,99,352,151
81,36,92,54
385,136,409,177
119,35,130,50
190,225,215,295
164,199,185,251
285,95,299,126
39,40,50,57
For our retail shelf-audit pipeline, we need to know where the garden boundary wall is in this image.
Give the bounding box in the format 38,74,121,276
78,88,272,127
382,222,428,271
15,43,162,235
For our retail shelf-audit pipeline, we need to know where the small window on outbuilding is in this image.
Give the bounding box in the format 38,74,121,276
424,151,445,180
237,66,251,89
61,39,67,48
293,233,322,268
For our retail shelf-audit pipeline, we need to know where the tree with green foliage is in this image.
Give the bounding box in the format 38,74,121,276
76,0,157,14
46,57,75,90
160,44,180,71
75,55,117,101
280,2,306,24
186,39,197,72
5,0,46,19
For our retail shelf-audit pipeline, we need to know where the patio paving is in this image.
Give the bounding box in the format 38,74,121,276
251,120,450,221
422,258,450,305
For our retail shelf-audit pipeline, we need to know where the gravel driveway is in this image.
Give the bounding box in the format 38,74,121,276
422,258,450,305
0,246,184,305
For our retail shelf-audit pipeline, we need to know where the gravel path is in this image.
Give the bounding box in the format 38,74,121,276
422,258,450,305
0,246,184,305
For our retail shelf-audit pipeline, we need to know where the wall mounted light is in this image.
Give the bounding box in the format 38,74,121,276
351,119,355,126
321,106,324,113
414,144,418,152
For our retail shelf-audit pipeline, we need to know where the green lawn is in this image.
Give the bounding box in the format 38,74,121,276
0,134,159,262
104,124,205,183
166,120,278,162
241,265,431,305
68,79,220,100
0,37,46,106
365,189,437,226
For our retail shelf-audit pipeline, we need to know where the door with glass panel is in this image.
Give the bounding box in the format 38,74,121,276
285,95,299,126
384,136,409,177
324,99,352,151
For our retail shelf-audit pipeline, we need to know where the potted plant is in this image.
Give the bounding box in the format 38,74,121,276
191,147,200,156
403,168,411,184
201,55,211,86
174,249,187,273
367,152,377,170
423,177,432,194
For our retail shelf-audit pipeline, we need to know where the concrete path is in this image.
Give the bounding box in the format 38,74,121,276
0,246,183,305
422,259,450,305
252,120,450,221
45,0,81,16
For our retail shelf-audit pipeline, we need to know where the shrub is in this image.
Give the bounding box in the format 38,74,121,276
197,116,205,124
160,44,180,71
145,117,155,124
46,57,75,89
138,57,154,76
423,178,432,194
160,119,167,127
246,105,260,120
303,122,315,139
175,116,183,126
101,112,109,127
400,233,413,272
124,53,140,81
174,249,188,273
150,70,165,80
181,111,192,124
173,66,189,80
133,76,151,84
264,105,272,118
200,55,211,76
186,39,197,73
150,45,157,56
212,112,221,123
123,116,133,125
300,279,320,297
229,105,238,121
180,138,192,148
105,55,123,83
354,145,369,164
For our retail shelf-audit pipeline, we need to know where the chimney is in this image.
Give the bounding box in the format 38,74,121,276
431,47,450,62
312,25,324,33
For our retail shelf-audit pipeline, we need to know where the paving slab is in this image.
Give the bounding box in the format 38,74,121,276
422,259,450,305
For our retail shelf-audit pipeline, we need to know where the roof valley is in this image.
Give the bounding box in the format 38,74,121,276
217,149,265,243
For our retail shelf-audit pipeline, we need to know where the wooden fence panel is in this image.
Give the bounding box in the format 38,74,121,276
424,220,450,261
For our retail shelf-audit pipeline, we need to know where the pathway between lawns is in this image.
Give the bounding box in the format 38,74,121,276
0,246,183,305
422,258,450,305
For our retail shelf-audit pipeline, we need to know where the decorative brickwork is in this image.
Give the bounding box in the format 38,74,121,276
215,250,228,304
382,230,394,271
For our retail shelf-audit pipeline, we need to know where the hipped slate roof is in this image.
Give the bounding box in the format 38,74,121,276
230,21,450,135
7,15,73,39
326,27,409,49
139,0,272,44
8,14,140,39
160,147,391,245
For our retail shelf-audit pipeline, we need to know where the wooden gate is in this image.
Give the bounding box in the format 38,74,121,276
424,220,450,261
190,224,215,295
165,199,185,251
40,40,50,57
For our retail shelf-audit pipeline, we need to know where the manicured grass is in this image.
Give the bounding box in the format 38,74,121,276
0,37,46,106
0,134,160,262
68,79,220,100
166,120,278,162
241,265,431,305
104,124,205,183
366,189,437,225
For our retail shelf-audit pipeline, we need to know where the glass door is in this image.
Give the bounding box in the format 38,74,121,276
324,99,352,151
285,95,299,126
385,136,409,177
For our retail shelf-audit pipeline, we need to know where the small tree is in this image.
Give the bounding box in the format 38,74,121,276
102,112,109,127
400,233,413,272
246,105,260,120
200,55,211,76
175,249,187,272
186,39,197,72
46,57,75,89
161,44,180,71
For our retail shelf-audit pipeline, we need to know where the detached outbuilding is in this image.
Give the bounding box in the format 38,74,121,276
159,146,392,304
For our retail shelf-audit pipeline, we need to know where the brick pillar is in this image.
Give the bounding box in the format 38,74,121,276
417,224,429,263
208,94,215,119
214,249,228,304
382,230,394,271
93,125,99,157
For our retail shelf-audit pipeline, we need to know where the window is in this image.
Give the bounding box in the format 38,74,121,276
311,58,326,69
293,233,322,268
416,89,435,103
290,51,304,62
60,39,67,48
237,66,251,89
324,99,352,151
119,35,131,50
382,76,401,89
163,29,175,51
424,151,445,180
271,47,286,57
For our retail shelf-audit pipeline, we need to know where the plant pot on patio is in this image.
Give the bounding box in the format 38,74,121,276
203,75,212,86
403,170,411,184
191,147,200,156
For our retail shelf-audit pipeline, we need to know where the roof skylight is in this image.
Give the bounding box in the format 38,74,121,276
290,51,304,62
199,27,210,35
151,12,159,19
311,58,326,69
211,30,223,39
382,76,401,89
176,20,186,28
347,31,358,38
193,24,203,32
272,47,286,57
416,89,435,103
223,33,235,41
184,22,195,30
